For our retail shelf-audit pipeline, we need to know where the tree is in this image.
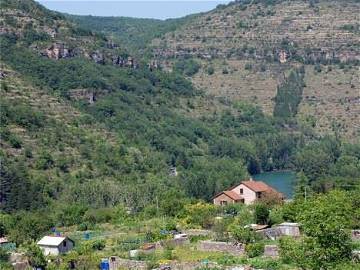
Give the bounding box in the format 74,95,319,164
294,171,312,200
159,189,186,217
230,226,259,244
25,242,47,269
254,203,269,225
281,190,353,269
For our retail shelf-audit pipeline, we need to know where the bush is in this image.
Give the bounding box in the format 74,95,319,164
207,66,215,75
254,203,269,224
245,63,252,70
314,64,322,73
25,242,47,269
174,59,200,76
9,134,22,148
91,239,105,250
246,242,264,258
0,248,9,262
230,226,259,244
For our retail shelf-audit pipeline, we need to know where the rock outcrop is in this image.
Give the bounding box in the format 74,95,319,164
45,43,72,59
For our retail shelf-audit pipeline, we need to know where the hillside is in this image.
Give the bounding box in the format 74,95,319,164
1,0,359,211
1,1,360,270
151,0,360,140
66,14,196,56
1,0,311,212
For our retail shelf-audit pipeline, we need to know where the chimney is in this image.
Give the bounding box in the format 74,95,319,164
249,177,253,181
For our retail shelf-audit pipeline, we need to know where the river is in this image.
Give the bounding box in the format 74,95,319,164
252,171,296,199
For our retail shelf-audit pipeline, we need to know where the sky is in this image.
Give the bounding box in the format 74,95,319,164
38,1,231,20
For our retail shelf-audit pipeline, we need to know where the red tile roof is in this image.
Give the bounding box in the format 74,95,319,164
214,190,243,201
241,180,273,192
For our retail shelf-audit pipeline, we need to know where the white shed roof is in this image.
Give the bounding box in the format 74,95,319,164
37,236,66,247
279,222,299,227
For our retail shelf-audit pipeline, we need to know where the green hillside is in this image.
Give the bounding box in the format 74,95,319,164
66,14,196,56
0,1,359,269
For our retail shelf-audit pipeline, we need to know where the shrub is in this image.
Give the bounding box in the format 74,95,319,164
207,66,215,75
91,239,105,250
254,203,269,224
246,242,264,258
9,134,22,148
25,242,47,269
230,226,259,244
174,59,200,76
245,63,252,70
24,147,33,158
314,64,322,73
0,248,9,262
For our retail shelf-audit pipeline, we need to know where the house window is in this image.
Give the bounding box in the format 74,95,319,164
257,192,262,199
240,188,243,194
220,200,228,206
63,241,67,247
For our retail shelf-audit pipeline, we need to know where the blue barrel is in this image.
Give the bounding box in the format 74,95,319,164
100,259,109,270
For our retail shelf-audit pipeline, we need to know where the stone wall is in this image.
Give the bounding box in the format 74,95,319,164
197,240,245,256
109,257,147,270
263,245,279,258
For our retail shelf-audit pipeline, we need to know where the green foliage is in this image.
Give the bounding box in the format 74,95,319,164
295,136,341,181
0,248,9,262
181,202,216,229
244,63,252,70
67,14,196,55
206,66,215,75
254,203,270,224
273,68,305,118
24,241,47,269
159,189,186,217
230,226,259,244
174,59,201,76
56,204,88,226
245,242,265,258
281,190,355,269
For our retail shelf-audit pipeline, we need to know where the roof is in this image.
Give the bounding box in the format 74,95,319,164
241,180,274,192
278,222,299,227
245,224,270,231
0,237,9,244
229,179,284,198
37,236,72,247
213,190,243,201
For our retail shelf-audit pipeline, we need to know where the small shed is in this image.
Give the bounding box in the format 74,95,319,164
37,236,74,256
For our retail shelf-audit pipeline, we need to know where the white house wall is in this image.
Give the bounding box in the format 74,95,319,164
230,184,256,205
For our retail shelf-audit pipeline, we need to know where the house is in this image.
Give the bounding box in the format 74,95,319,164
213,179,284,205
37,236,74,256
212,190,244,206
0,237,9,247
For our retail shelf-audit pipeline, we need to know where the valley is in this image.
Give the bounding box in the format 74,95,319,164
0,0,359,269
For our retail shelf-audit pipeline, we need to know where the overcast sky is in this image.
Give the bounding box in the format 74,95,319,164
37,1,231,20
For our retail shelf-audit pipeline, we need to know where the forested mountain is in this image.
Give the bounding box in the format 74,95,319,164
1,0,359,213
0,1,359,269
66,14,196,56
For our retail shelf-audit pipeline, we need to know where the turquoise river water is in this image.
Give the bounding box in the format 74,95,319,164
252,171,296,199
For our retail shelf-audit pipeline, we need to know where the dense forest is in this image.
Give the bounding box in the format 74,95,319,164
0,0,359,269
